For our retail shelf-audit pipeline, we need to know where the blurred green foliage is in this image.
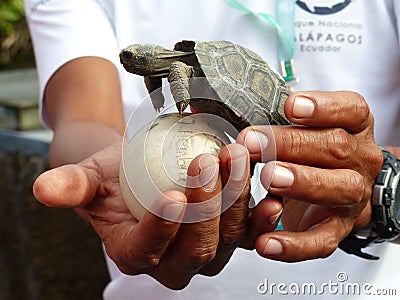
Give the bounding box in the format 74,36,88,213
0,0,25,35
0,0,35,70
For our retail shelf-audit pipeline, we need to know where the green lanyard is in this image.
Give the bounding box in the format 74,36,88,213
224,0,298,87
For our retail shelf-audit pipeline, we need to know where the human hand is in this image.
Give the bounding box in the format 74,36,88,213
238,91,383,262
33,142,278,289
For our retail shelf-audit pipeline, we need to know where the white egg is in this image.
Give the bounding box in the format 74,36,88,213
120,112,232,221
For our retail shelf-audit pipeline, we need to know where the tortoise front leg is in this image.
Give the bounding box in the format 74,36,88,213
168,61,194,114
144,76,164,112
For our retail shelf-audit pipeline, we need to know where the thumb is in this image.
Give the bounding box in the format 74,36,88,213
33,164,100,208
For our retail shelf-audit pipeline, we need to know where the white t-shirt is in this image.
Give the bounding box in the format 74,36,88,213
25,0,400,299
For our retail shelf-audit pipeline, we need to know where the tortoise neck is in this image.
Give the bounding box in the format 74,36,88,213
151,50,196,77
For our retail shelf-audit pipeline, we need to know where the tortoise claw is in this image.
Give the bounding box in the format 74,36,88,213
179,101,189,114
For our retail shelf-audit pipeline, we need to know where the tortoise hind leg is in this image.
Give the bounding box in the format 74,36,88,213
168,61,194,113
144,76,164,112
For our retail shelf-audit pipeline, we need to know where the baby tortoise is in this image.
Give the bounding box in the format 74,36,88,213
120,40,290,131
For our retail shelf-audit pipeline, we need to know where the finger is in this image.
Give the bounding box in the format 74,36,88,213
284,91,372,133
159,154,222,287
200,144,251,275
33,143,121,208
219,144,250,245
238,125,378,170
260,161,366,206
237,90,378,169
254,217,352,262
33,164,101,208
103,190,186,275
240,196,283,250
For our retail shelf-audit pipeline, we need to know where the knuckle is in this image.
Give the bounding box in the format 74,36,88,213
327,128,353,161
353,92,371,127
345,172,365,203
139,254,162,268
220,226,247,247
82,156,104,182
226,181,250,200
303,227,339,260
110,249,161,275
304,171,326,200
119,256,159,274
281,130,303,156
193,199,221,220
283,233,337,261
219,200,249,247
352,143,382,183
369,145,384,176
181,246,217,269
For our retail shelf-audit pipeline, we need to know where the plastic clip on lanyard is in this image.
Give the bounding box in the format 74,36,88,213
224,0,298,88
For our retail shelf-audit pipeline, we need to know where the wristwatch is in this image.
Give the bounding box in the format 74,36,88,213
371,148,400,240
339,148,400,260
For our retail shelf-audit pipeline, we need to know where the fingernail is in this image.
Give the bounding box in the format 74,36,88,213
268,209,283,225
293,96,315,119
162,203,185,221
263,238,283,255
199,155,219,191
271,165,294,188
244,131,269,154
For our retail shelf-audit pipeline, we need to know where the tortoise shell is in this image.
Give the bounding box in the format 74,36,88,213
174,40,291,129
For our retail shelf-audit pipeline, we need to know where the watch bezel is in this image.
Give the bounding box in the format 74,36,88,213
390,172,400,230
372,149,400,239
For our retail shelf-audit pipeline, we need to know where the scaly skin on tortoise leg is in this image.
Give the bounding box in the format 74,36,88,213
144,76,164,112
168,61,194,114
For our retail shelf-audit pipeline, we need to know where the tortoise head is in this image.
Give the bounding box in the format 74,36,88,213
120,44,179,77
120,44,160,76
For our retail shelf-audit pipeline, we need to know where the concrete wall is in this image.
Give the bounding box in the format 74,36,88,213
0,130,110,300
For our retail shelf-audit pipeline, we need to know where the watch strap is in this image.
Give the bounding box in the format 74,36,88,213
338,234,380,260
339,147,400,259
